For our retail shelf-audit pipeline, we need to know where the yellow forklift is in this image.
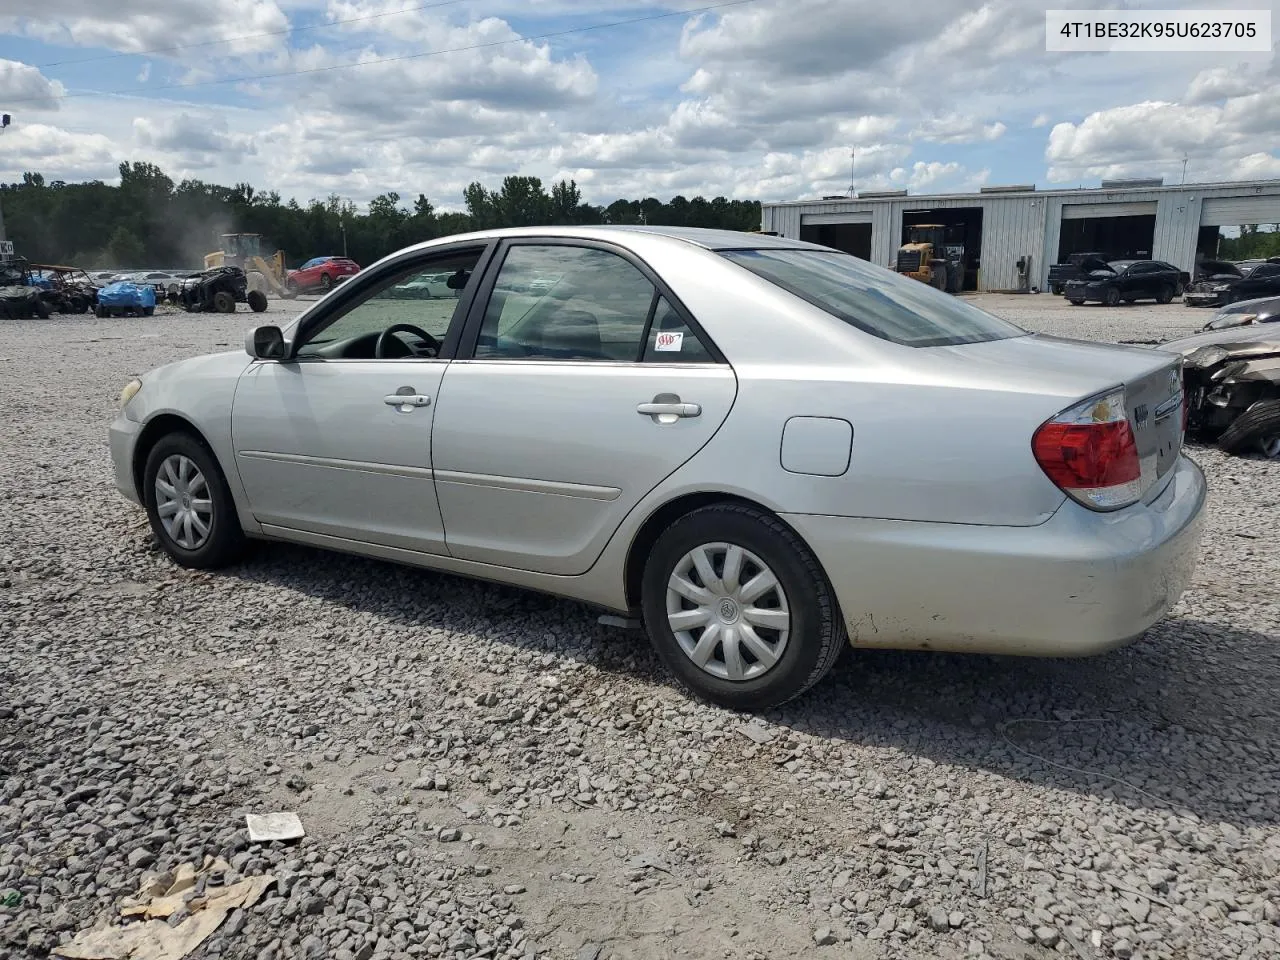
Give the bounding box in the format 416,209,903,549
204,234,295,300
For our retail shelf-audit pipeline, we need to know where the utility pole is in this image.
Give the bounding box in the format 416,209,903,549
847,146,857,198
0,113,10,245
1181,153,1188,185
340,217,347,257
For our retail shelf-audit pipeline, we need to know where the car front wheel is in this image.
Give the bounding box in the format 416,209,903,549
143,432,246,569
640,504,844,710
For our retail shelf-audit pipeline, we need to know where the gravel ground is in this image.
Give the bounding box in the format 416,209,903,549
2,293,1277,960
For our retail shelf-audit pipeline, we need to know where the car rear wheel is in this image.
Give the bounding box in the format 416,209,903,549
143,432,247,568
320,273,333,291
640,504,844,710
1217,399,1280,460
213,291,236,313
1156,284,1174,304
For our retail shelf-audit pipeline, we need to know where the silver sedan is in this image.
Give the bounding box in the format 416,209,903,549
109,226,1206,709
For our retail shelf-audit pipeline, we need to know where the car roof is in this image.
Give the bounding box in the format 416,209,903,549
396,224,825,253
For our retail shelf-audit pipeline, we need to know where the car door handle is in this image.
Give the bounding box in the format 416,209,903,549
637,400,701,418
384,394,431,407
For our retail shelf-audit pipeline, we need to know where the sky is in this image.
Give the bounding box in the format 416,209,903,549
1,0,1278,211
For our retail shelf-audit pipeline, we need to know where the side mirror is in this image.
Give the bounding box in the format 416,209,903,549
246,325,286,360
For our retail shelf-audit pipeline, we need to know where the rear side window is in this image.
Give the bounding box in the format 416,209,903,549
720,249,1025,348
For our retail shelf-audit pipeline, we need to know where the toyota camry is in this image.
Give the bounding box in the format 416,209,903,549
109,226,1206,709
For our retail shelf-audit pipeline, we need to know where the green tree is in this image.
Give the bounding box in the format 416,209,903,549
104,226,146,267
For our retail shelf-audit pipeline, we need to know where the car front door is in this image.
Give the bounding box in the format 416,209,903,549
1121,262,1150,299
231,244,490,554
430,239,738,575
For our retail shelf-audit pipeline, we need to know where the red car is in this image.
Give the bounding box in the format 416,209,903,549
287,256,360,293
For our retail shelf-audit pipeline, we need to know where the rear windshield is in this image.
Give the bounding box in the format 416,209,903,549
719,249,1026,348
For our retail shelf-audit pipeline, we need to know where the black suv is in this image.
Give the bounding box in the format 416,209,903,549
1064,259,1186,306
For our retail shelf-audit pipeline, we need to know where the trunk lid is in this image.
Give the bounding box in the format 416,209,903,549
929,334,1185,497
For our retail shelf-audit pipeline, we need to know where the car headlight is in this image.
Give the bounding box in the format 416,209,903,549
119,378,143,408
1211,283,1230,291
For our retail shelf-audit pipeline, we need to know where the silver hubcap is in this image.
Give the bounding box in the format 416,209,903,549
665,542,790,682
1260,434,1280,459
154,454,213,550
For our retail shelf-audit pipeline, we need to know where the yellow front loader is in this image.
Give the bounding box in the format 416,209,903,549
204,234,295,300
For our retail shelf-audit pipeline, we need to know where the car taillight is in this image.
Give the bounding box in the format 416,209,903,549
1031,389,1142,511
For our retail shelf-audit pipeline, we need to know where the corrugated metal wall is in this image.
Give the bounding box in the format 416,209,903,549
762,181,1280,293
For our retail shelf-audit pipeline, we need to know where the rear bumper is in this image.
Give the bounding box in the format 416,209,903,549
781,455,1207,656
109,413,143,506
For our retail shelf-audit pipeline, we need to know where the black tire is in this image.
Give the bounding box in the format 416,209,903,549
1156,284,1174,304
143,306,155,317
95,305,107,318
247,290,269,313
319,273,333,291
1217,399,1280,459
1068,299,1085,306
142,432,247,569
35,299,52,320
213,291,236,314
1103,287,1120,306
928,261,947,292
640,503,845,711
1051,284,1063,296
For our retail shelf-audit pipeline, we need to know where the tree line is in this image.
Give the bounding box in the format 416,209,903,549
0,162,763,269
1216,223,1280,262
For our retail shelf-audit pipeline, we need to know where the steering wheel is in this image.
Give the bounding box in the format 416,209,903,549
375,323,440,359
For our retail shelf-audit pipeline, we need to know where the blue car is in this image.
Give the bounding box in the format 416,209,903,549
96,281,157,318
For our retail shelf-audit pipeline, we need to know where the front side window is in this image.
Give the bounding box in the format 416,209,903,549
721,249,1025,348
294,249,482,360
475,245,657,361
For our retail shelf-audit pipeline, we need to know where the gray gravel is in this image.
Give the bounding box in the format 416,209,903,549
1,294,1278,960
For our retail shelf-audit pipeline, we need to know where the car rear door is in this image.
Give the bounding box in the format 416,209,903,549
430,238,737,576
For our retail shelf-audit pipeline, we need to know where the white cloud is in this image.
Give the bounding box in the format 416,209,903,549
1,0,1275,212
911,115,1006,144
1046,84,1280,184
0,59,65,111
1,0,290,59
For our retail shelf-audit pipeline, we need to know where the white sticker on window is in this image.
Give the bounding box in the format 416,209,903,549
654,331,684,352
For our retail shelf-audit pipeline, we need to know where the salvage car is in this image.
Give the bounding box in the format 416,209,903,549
1065,259,1186,306
287,256,361,293
1185,259,1280,307
109,226,1206,709
1160,327,1280,459
1200,295,1280,331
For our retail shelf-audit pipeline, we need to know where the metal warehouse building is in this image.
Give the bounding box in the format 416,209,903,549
760,178,1280,293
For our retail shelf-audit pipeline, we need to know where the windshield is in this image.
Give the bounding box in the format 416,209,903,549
720,249,1026,348
1106,260,1135,272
